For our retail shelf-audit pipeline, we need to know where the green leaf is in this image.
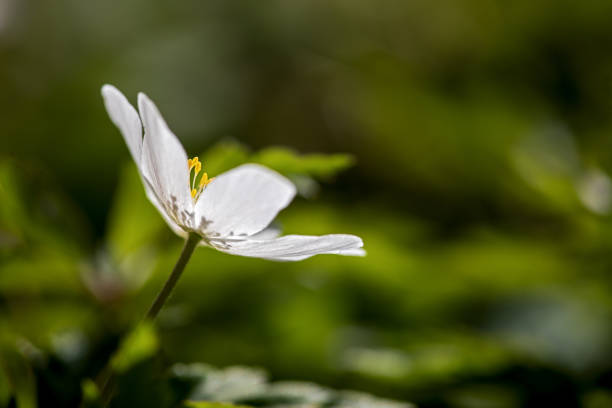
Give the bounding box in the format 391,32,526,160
199,142,355,181
0,341,37,408
0,159,87,255
252,147,355,179
81,379,102,408
200,141,250,176
106,162,165,260
111,322,159,373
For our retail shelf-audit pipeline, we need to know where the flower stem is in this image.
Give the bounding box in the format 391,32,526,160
145,232,201,320
98,232,201,406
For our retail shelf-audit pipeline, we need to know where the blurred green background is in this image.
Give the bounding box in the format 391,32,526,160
3,1,612,407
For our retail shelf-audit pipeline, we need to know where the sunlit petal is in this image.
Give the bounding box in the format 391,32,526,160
249,224,282,240
142,176,188,238
215,234,364,261
138,92,193,215
101,84,142,166
194,164,296,237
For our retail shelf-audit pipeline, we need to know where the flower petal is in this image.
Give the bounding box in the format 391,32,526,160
101,85,142,166
142,176,188,239
214,234,365,261
138,92,193,217
194,164,296,237
250,224,282,240
102,86,187,237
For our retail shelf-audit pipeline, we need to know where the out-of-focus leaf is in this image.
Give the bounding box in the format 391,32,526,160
105,323,190,408
0,250,84,296
200,142,354,181
200,141,251,176
106,162,165,260
583,389,612,408
0,160,24,243
252,146,355,180
81,379,102,408
173,364,414,408
0,159,86,299
0,341,37,408
339,330,516,390
0,365,9,407
0,159,88,255
511,126,582,213
100,161,162,297
444,385,519,408
1,301,97,350
111,322,158,373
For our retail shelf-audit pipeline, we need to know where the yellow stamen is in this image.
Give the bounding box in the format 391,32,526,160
187,156,214,201
199,172,208,187
188,157,200,170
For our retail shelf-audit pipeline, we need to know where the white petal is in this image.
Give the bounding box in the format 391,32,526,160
142,176,188,239
195,164,296,237
335,248,367,256
215,234,364,261
138,92,193,219
101,85,142,166
250,224,282,240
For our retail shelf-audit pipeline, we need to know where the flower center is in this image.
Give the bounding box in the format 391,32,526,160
188,156,214,201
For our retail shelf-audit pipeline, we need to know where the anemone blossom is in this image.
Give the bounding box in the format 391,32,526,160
101,85,364,261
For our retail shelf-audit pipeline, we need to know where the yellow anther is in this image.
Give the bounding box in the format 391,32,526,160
188,156,200,170
199,172,209,187
187,156,213,201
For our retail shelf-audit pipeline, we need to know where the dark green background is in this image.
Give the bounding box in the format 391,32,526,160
2,1,612,407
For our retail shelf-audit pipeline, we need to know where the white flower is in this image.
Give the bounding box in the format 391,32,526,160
101,85,365,261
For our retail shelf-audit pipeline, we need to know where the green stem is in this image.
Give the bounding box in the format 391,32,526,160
145,232,201,320
98,232,201,406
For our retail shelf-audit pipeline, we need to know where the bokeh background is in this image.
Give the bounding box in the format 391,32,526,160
2,1,612,407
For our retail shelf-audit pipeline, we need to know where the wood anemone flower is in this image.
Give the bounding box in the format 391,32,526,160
101,85,364,261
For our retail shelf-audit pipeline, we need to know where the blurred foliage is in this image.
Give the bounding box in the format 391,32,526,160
3,0,612,407
174,363,414,408
110,323,158,373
